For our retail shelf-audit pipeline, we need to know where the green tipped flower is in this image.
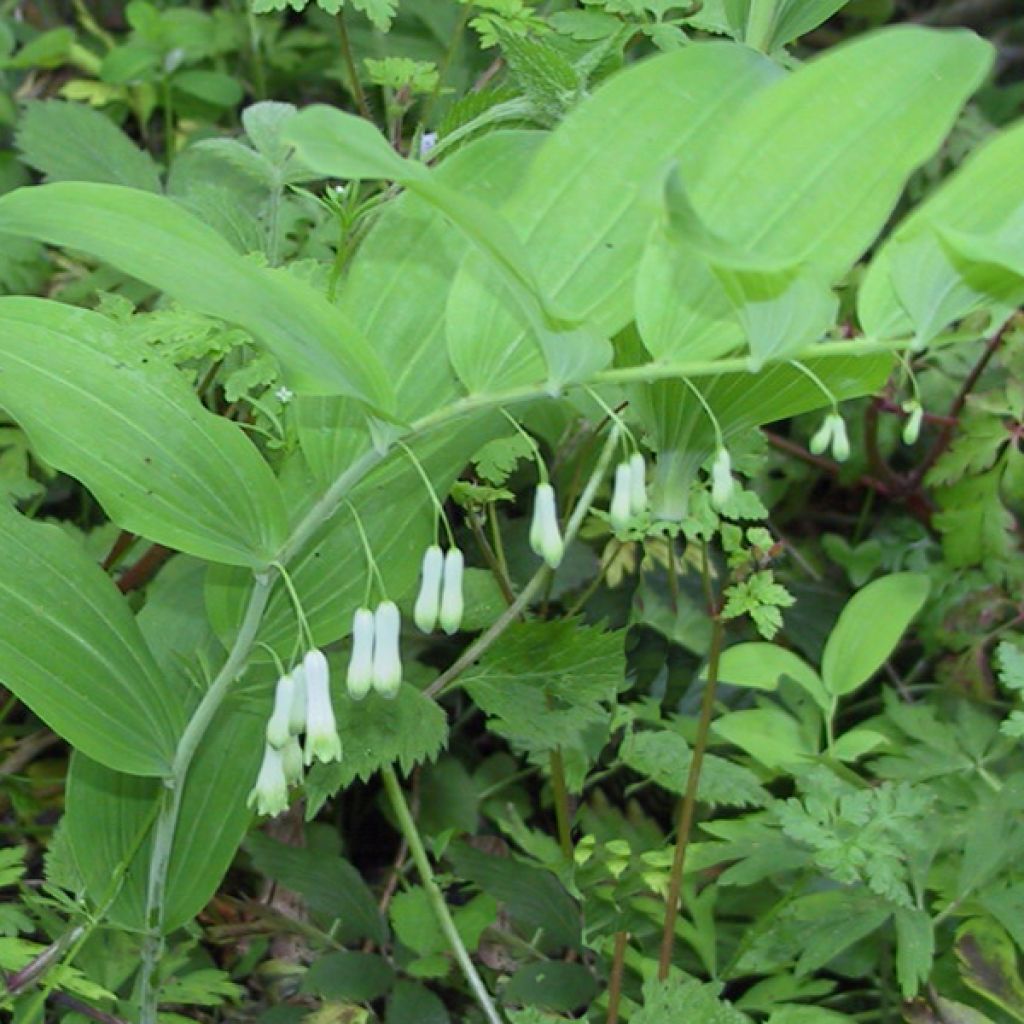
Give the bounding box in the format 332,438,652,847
439,547,465,636
629,452,647,515
287,666,306,736
346,607,375,701
303,649,342,766
902,401,923,446
710,447,734,511
372,600,402,699
281,735,304,787
414,544,444,633
609,461,633,532
247,743,289,818
830,415,850,462
529,482,564,569
265,673,295,749
809,416,833,455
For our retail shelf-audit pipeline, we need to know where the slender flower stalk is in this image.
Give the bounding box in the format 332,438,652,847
347,607,375,700
439,547,465,635
529,482,564,568
372,600,403,698
265,673,295,749
414,544,444,633
247,743,289,818
303,649,342,765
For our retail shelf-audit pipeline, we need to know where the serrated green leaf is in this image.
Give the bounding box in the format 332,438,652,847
634,975,752,1024
472,433,535,486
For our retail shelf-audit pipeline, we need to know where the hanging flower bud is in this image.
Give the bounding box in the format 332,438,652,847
809,415,834,456
346,607,375,701
902,401,923,446
629,452,647,516
710,447,734,511
247,743,289,818
303,649,342,766
829,415,850,462
413,544,444,633
265,673,295,749
281,735,304,787
372,600,403,699
288,666,307,735
609,462,633,532
529,482,564,569
439,547,465,636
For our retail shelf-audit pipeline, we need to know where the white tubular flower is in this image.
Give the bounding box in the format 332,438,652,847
903,402,923,446
372,600,403,699
809,415,834,455
247,743,289,818
629,452,647,516
265,673,295,749
710,447,734,511
281,735,304,787
439,547,465,636
529,482,564,569
413,544,444,633
829,415,850,462
347,607,375,701
609,462,633,532
288,666,307,735
303,649,342,766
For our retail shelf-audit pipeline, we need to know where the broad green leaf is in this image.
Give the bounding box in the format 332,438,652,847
860,121,1024,345
298,131,544,485
301,951,396,1003
738,0,852,50
502,963,598,1012
246,830,385,943
443,42,781,392
0,298,287,567
717,642,829,711
712,708,815,770
66,703,264,931
821,573,930,697
645,26,992,362
461,620,624,756
0,183,394,409
832,727,888,762
0,505,181,776
16,100,163,191
639,166,837,367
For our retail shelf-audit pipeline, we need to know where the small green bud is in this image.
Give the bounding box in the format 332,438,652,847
829,415,850,462
809,416,833,455
902,401,923,446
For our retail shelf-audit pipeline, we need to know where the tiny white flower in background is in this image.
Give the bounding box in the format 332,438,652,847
420,131,438,157
439,547,465,635
265,673,295,749
413,545,444,633
628,452,647,516
829,415,850,462
281,735,304,787
247,743,289,818
902,401,923,446
347,607,375,700
372,600,402,699
710,447,734,511
288,665,307,735
529,482,564,569
303,649,342,766
274,386,294,404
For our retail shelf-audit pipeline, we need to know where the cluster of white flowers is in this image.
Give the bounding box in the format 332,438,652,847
247,649,342,818
809,413,851,462
346,600,403,700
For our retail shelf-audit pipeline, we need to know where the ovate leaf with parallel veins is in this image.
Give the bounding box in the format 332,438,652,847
0,298,287,567
0,183,394,408
0,505,183,776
